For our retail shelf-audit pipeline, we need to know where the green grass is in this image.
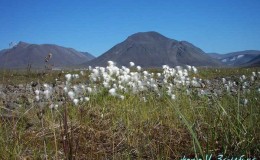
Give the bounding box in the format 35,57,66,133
0,68,259,159
196,67,260,79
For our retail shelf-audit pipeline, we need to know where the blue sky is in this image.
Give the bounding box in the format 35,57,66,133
0,0,260,56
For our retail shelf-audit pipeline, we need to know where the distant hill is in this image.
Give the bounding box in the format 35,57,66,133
0,41,95,69
242,54,260,67
207,53,223,59
84,31,221,68
208,50,260,67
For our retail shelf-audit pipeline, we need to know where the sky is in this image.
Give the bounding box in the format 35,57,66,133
0,0,260,56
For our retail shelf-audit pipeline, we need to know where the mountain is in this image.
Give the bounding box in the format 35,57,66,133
0,41,95,69
80,52,96,60
242,54,260,67
208,50,260,67
207,53,223,59
0,49,8,57
84,31,221,68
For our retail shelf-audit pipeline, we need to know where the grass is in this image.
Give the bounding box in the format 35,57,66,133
0,67,259,159
196,67,260,79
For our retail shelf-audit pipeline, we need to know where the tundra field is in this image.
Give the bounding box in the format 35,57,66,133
0,62,259,159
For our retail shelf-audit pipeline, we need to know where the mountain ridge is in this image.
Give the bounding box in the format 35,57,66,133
0,41,95,69
208,50,260,67
1,32,259,69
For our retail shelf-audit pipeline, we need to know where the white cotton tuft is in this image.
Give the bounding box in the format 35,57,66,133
73,99,79,105
192,66,198,74
108,61,115,66
87,87,92,93
136,66,141,71
35,89,40,95
243,99,248,106
251,76,255,82
222,78,226,84
85,97,90,101
119,95,125,100
43,83,49,88
143,71,148,76
68,91,75,100
80,71,84,76
109,88,117,96
35,95,40,101
73,85,78,92
171,94,176,100
186,65,192,71
129,62,135,67
65,74,72,82
142,97,147,102
103,81,110,88
80,97,83,102
54,104,59,109
73,74,79,79
162,65,169,70
63,86,68,92
43,90,51,99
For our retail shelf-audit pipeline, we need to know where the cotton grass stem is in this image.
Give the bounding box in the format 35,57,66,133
167,97,205,158
51,109,58,160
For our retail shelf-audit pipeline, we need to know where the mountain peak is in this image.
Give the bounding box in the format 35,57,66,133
16,41,30,48
126,31,171,42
